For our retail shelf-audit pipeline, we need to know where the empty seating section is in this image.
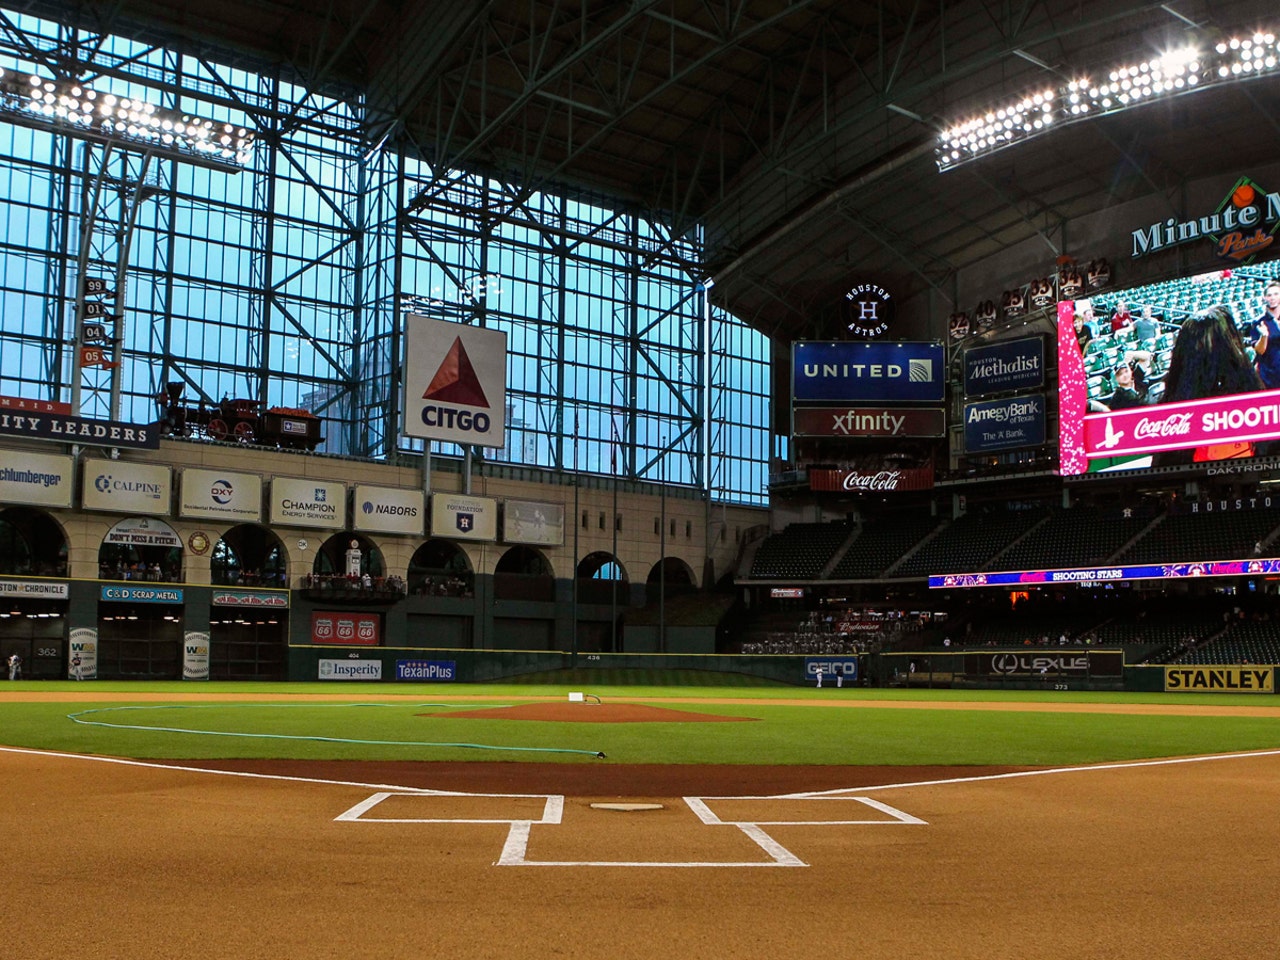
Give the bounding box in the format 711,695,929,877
1173,620,1280,665
962,609,1102,646
749,521,852,579
892,510,1048,578
1116,507,1280,565
993,507,1152,571
829,514,943,580
1090,605,1223,648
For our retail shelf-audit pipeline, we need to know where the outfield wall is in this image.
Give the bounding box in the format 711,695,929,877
282,645,1276,693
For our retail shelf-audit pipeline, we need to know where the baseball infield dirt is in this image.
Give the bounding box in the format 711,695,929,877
4,692,1279,960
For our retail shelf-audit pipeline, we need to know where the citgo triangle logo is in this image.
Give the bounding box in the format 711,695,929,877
423,337,490,408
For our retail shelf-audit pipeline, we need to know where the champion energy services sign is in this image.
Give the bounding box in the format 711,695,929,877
269,477,346,529
403,315,507,449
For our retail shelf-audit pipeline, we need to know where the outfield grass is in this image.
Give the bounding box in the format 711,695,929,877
2,679,1279,766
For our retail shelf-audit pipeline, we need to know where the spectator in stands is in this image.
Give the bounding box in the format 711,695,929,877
1110,300,1134,334
1247,279,1280,389
1076,299,1099,336
1153,305,1277,466
1134,305,1160,342
1073,306,1094,355
1099,360,1148,410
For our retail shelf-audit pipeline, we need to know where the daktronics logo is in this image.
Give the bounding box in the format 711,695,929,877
210,479,233,504
420,336,493,434
1133,413,1193,439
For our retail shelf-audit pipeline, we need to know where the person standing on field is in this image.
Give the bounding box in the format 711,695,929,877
7,652,20,680
814,665,823,688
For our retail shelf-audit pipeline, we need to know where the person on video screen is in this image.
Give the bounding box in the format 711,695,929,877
1153,305,1274,466
1099,360,1148,410
1247,279,1280,389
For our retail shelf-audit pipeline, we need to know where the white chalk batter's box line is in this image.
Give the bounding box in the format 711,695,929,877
334,792,926,868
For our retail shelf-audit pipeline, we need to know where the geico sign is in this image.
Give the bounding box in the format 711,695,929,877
420,405,491,432
806,660,857,676
991,654,1089,675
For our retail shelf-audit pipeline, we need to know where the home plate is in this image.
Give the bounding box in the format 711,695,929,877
590,802,665,811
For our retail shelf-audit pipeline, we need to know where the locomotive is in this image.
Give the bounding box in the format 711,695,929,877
156,382,324,450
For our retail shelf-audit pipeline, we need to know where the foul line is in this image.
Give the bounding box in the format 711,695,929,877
776,747,1280,798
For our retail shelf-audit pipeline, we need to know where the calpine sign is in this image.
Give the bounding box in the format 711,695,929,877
403,315,507,449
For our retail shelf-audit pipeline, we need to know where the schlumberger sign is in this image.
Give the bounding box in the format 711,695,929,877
1131,177,1280,263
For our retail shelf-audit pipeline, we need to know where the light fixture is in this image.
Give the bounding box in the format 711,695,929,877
937,32,1280,170
0,68,255,172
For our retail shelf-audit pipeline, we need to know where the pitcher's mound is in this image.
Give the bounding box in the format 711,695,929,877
420,703,757,723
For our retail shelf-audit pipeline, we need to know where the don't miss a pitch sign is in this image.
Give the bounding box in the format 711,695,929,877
403,315,507,449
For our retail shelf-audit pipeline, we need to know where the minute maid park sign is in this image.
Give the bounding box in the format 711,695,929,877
1131,176,1280,262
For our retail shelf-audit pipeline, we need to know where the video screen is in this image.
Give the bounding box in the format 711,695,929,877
1057,266,1280,474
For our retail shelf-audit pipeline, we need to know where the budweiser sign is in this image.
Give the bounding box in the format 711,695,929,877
810,465,934,492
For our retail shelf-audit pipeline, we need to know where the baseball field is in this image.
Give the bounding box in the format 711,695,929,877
4,675,1279,959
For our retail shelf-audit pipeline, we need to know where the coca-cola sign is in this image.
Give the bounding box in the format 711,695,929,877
1082,388,1280,460
1132,412,1193,440
844,470,902,491
810,465,934,493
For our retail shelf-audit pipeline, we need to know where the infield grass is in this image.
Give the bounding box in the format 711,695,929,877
3,677,1280,766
